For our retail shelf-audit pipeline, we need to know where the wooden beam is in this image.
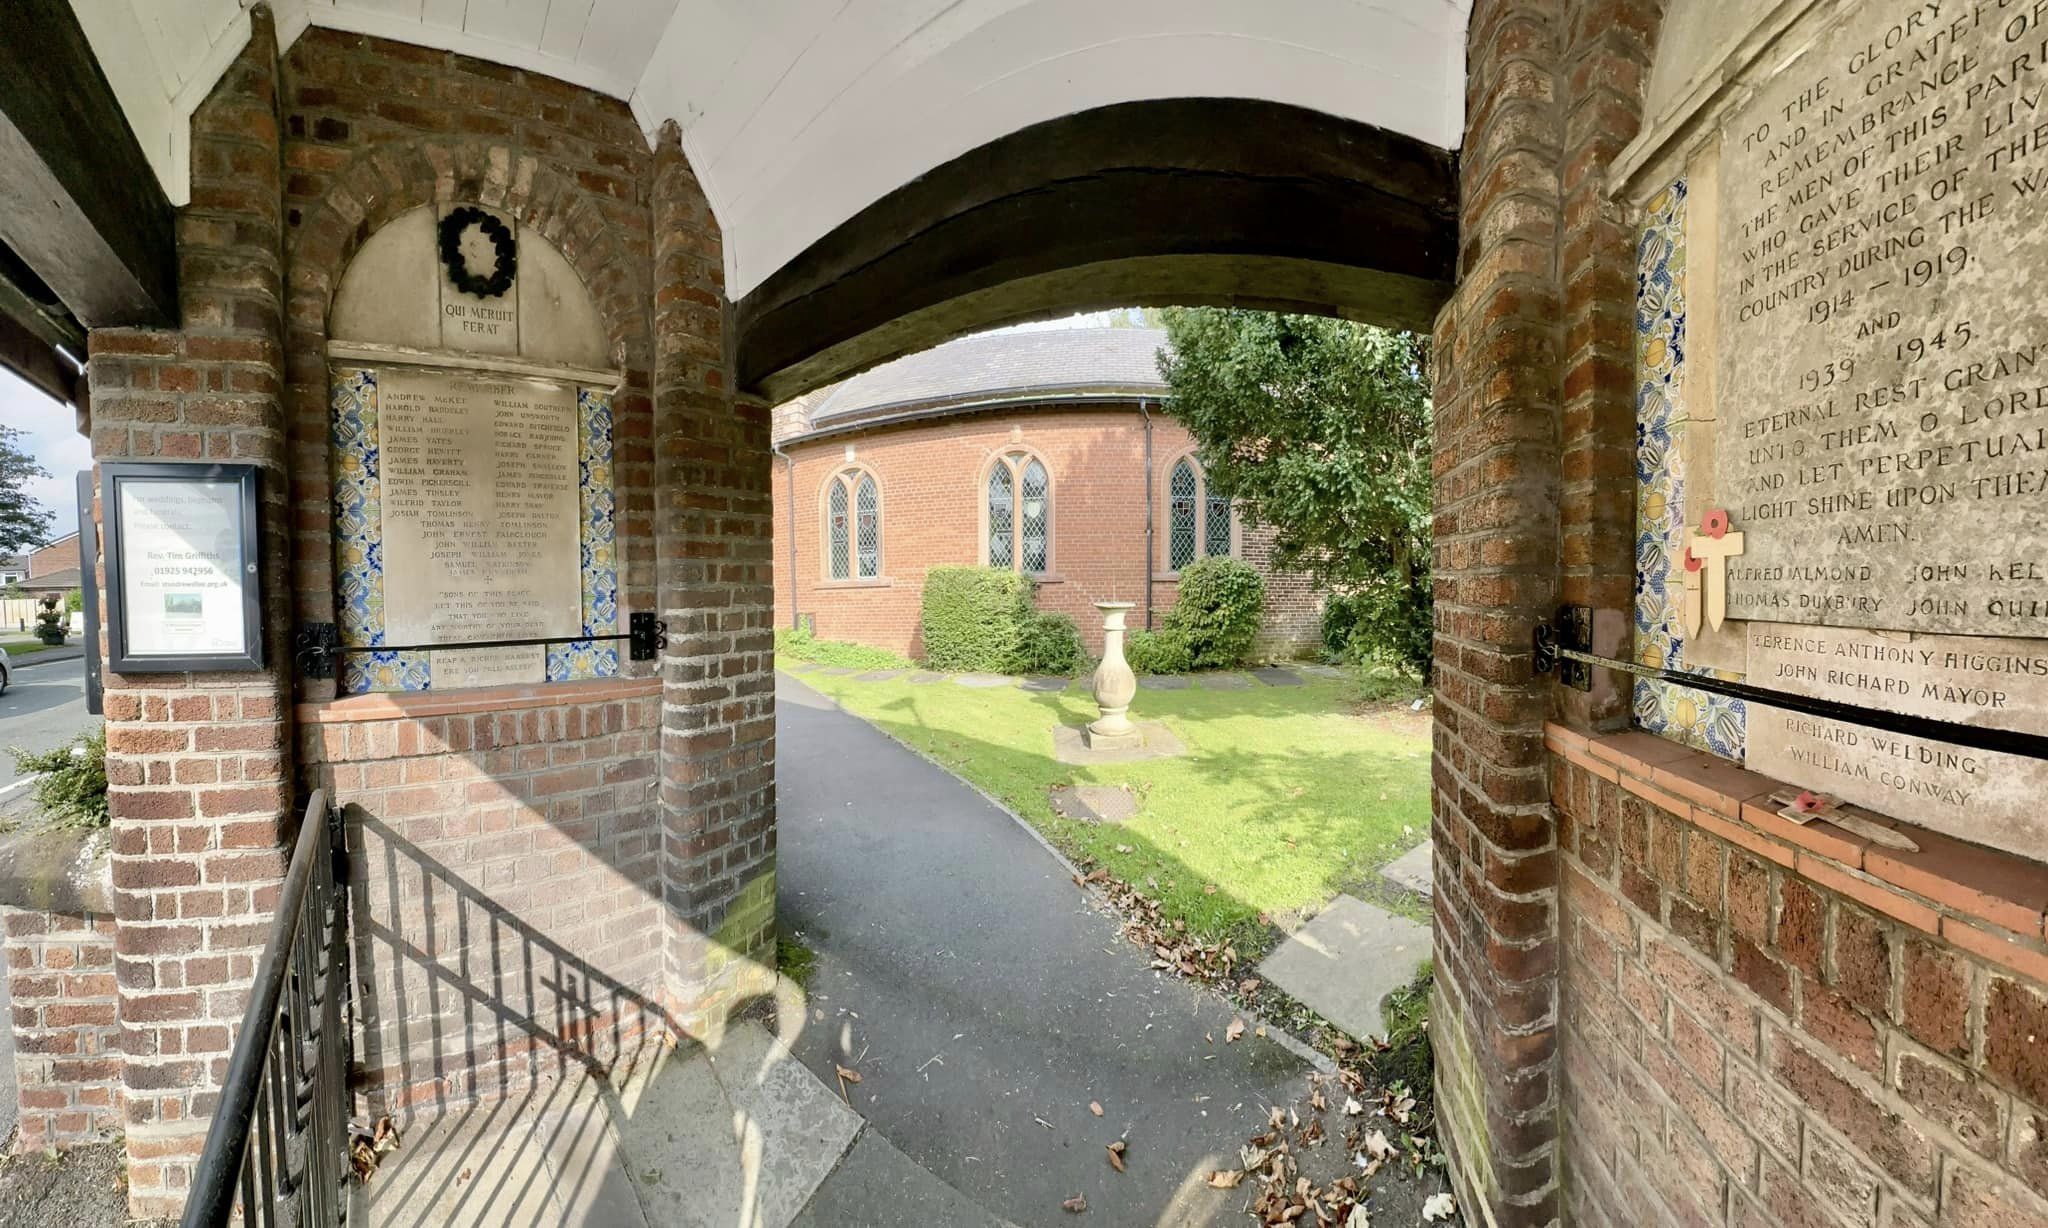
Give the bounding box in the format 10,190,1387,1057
735,98,1458,401
0,310,82,408
0,0,177,328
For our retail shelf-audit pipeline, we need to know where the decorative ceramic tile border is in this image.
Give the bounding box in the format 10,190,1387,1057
1632,178,1746,760
330,369,620,694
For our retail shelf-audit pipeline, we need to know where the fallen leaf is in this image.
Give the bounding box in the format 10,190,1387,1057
1422,1192,1457,1222
1062,1194,1088,1213
1208,1169,1244,1189
1239,978,1261,995
1106,1140,1127,1172
1363,1130,1395,1161
835,1064,862,1084
1090,1101,1104,1117
1226,1018,1246,1043
1343,1097,1364,1116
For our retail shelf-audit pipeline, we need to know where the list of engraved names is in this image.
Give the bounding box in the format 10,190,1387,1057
1717,0,2048,635
377,369,582,646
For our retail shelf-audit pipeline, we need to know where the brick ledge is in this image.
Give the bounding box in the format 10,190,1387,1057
1548,722,2048,985
298,676,661,724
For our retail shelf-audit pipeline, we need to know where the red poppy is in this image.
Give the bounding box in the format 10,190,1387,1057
1682,546,1702,572
1702,508,1730,539
1793,790,1824,814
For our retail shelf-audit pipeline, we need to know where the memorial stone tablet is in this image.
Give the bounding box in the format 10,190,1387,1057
376,369,582,686
1716,0,2048,636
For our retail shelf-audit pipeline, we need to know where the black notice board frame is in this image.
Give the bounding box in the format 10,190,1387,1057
100,462,264,674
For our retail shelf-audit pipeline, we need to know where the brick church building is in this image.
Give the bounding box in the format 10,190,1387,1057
770,326,1324,659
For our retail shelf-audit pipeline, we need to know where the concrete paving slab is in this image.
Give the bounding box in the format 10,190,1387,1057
1381,841,1434,900
907,672,945,684
953,673,1016,688
1050,720,1187,764
789,662,827,672
1251,667,1303,687
1195,672,1253,690
609,1043,746,1227
791,1132,1020,1227
1137,673,1190,689
704,1021,865,1228
819,666,859,676
1020,675,1071,692
1257,895,1431,1042
856,670,904,682
532,1079,653,1228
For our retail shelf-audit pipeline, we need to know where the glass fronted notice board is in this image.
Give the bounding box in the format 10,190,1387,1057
100,462,263,672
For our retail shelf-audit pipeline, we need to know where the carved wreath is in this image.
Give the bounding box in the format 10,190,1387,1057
437,206,517,298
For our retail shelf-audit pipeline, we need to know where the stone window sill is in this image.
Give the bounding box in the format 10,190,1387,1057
818,578,895,590
1550,723,2048,983
298,676,661,724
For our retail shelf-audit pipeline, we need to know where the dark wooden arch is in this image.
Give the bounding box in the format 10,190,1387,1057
735,98,1459,401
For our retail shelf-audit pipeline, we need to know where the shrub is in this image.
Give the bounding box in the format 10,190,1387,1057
1163,557,1264,669
1012,610,1085,675
12,726,108,829
920,566,1034,672
1323,579,1432,678
1123,627,1192,674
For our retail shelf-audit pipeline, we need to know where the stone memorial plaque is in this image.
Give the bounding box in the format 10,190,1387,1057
1716,0,2048,635
430,645,547,689
377,369,582,686
1745,701,2048,860
1748,619,2048,733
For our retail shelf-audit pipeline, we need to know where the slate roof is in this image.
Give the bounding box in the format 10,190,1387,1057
800,327,1170,432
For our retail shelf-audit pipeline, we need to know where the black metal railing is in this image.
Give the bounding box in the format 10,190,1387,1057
181,790,354,1228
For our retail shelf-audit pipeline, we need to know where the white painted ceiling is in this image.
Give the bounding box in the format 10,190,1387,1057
74,0,1471,299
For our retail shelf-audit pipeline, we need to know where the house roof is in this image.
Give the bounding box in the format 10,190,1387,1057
798,327,1170,435
23,566,80,590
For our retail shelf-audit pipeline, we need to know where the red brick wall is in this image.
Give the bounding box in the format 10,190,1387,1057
770,407,1322,659
1553,729,2048,1228
4,908,120,1153
297,682,664,1111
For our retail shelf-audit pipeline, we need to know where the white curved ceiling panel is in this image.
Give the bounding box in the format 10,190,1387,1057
72,0,1469,295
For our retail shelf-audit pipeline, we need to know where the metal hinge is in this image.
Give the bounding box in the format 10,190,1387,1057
297,622,340,680
629,612,667,662
1533,606,1592,691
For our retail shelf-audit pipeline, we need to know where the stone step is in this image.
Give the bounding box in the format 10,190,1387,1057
1381,840,1434,901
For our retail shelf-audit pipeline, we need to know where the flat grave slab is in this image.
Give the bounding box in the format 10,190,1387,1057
1020,675,1071,692
1196,672,1253,690
1048,783,1141,823
1380,841,1434,900
1257,895,1431,1042
953,673,1015,688
855,670,903,682
1251,667,1303,687
907,672,945,685
1138,674,1190,690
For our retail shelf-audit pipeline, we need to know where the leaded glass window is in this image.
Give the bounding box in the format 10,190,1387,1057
1169,459,1198,569
828,480,850,579
1020,459,1049,573
988,463,1014,569
1205,487,1232,557
987,451,1049,573
855,473,880,578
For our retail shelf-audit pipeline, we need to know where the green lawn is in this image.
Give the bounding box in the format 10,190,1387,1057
0,636,71,664
790,667,1432,953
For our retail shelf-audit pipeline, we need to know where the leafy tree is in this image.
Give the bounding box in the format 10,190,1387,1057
1157,310,1432,676
0,426,52,553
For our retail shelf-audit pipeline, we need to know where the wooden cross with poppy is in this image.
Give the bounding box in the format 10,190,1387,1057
1680,508,1743,637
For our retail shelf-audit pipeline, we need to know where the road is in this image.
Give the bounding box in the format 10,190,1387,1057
0,654,93,792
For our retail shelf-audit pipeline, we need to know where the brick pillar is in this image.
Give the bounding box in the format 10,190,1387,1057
1431,3,1664,1225
649,123,778,1034
1430,2,1567,1224
84,9,294,1216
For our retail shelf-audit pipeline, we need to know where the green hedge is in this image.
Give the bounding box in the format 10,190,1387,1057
1165,557,1265,669
1014,610,1086,674
1123,627,1193,674
920,567,1034,671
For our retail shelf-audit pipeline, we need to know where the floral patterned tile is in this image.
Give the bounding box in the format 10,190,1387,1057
1632,177,1745,761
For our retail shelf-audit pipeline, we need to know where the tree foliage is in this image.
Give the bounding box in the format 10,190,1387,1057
0,426,52,554
1157,310,1432,675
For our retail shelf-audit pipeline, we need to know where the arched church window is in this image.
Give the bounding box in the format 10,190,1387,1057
824,468,881,580
1166,454,1232,571
986,451,1052,574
